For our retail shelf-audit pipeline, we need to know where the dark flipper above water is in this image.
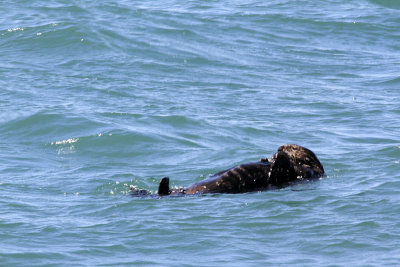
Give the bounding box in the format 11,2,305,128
157,144,324,196
158,177,170,196
268,150,297,186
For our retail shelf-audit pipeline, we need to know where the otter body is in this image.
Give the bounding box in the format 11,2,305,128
183,161,273,194
157,144,324,196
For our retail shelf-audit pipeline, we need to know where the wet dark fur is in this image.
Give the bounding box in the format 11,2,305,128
153,144,324,196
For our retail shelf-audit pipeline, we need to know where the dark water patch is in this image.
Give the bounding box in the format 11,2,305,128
0,251,68,266
377,145,400,158
341,136,398,145
368,0,400,9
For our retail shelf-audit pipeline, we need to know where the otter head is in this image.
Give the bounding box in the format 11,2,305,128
277,144,324,177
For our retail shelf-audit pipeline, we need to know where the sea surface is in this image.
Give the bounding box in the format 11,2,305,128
1,0,400,266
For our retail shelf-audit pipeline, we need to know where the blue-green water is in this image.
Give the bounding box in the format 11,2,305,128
1,0,400,265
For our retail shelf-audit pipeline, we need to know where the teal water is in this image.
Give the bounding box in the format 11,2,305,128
1,0,400,265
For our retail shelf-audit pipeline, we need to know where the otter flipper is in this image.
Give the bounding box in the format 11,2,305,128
269,151,297,185
158,177,170,196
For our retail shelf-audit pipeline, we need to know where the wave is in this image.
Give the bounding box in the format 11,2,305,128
0,110,105,142
375,76,400,86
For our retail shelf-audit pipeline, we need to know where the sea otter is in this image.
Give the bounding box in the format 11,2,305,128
155,144,324,196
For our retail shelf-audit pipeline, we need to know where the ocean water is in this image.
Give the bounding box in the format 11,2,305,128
1,0,400,265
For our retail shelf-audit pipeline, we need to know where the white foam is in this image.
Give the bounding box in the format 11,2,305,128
51,138,79,145
7,27,24,32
